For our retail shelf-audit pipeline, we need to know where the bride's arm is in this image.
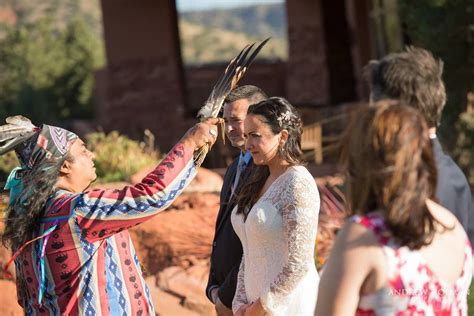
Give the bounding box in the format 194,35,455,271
260,173,320,314
232,258,249,314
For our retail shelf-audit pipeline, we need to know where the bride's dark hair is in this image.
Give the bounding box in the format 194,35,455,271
235,97,304,220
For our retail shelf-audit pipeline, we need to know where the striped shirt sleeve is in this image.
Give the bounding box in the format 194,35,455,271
70,143,197,242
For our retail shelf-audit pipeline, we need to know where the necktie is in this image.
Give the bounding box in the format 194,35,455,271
231,156,247,197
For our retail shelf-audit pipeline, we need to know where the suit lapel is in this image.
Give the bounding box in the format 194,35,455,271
215,159,239,232
216,159,253,234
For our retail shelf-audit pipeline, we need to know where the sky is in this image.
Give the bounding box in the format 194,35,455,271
176,0,284,12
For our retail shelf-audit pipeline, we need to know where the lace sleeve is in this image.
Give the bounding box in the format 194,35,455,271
232,258,248,313
260,170,320,314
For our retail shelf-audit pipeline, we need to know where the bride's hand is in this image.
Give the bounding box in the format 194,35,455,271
235,303,251,316
244,298,265,316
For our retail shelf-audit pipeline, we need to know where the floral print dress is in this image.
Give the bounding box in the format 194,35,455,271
351,213,472,316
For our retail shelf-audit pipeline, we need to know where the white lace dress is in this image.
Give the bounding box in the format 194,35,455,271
231,165,320,315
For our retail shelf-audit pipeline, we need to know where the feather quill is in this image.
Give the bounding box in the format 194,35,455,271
197,38,270,120
0,116,38,155
194,38,270,166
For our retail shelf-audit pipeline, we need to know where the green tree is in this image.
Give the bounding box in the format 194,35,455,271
398,0,474,146
0,17,104,124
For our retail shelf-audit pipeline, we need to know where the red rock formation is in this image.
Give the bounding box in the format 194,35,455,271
129,192,219,314
0,6,17,26
130,192,219,275
0,221,23,314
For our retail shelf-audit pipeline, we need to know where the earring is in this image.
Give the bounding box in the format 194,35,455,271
278,144,285,157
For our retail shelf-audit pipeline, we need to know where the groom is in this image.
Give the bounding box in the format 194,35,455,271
365,46,473,243
206,85,267,315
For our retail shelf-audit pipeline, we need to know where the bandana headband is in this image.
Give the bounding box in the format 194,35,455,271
0,116,78,205
16,124,78,169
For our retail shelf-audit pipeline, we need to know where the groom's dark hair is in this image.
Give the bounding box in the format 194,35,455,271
224,85,268,105
365,46,446,127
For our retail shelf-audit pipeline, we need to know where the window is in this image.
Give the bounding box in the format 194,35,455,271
176,0,288,65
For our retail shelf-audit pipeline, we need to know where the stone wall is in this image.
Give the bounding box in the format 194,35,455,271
184,61,287,113
97,0,188,152
286,0,330,106
96,58,191,152
95,0,374,162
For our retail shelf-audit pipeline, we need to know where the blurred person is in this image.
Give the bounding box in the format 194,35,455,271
232,97,320,316
316,102,472,315
206,85,268,316
0,115,219,315
365,46,474,245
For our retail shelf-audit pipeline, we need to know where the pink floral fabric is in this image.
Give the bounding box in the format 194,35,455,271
350,213,472,316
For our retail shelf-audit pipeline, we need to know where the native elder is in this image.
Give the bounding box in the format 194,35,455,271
0,116,219,315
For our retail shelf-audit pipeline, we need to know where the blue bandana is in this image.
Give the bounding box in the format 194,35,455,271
4,167,24,207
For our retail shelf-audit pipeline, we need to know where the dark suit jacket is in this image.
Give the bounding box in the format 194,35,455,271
206,156,252,308
432,138,473,244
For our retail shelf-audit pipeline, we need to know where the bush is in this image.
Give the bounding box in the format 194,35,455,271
0,18,104,123
86,130,160,183
0,151,20,186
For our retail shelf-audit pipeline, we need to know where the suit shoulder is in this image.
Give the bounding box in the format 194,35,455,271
436,155,471,190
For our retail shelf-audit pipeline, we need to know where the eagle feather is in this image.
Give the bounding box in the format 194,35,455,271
0,115,38,155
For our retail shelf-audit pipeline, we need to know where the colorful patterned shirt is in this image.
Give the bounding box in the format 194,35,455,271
13,143,197,315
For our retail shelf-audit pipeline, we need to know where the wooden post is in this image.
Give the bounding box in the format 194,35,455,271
97,0,188,151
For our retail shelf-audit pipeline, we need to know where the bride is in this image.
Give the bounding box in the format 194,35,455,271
231,97,320,316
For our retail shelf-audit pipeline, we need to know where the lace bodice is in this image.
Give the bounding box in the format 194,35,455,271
231,166,320,315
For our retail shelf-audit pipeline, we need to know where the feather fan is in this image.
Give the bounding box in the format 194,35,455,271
194,38,270,165
0,115,38,155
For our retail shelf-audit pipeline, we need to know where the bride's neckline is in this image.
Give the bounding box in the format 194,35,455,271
256,165,298,201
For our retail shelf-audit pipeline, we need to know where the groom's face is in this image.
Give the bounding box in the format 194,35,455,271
223,98,250,150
